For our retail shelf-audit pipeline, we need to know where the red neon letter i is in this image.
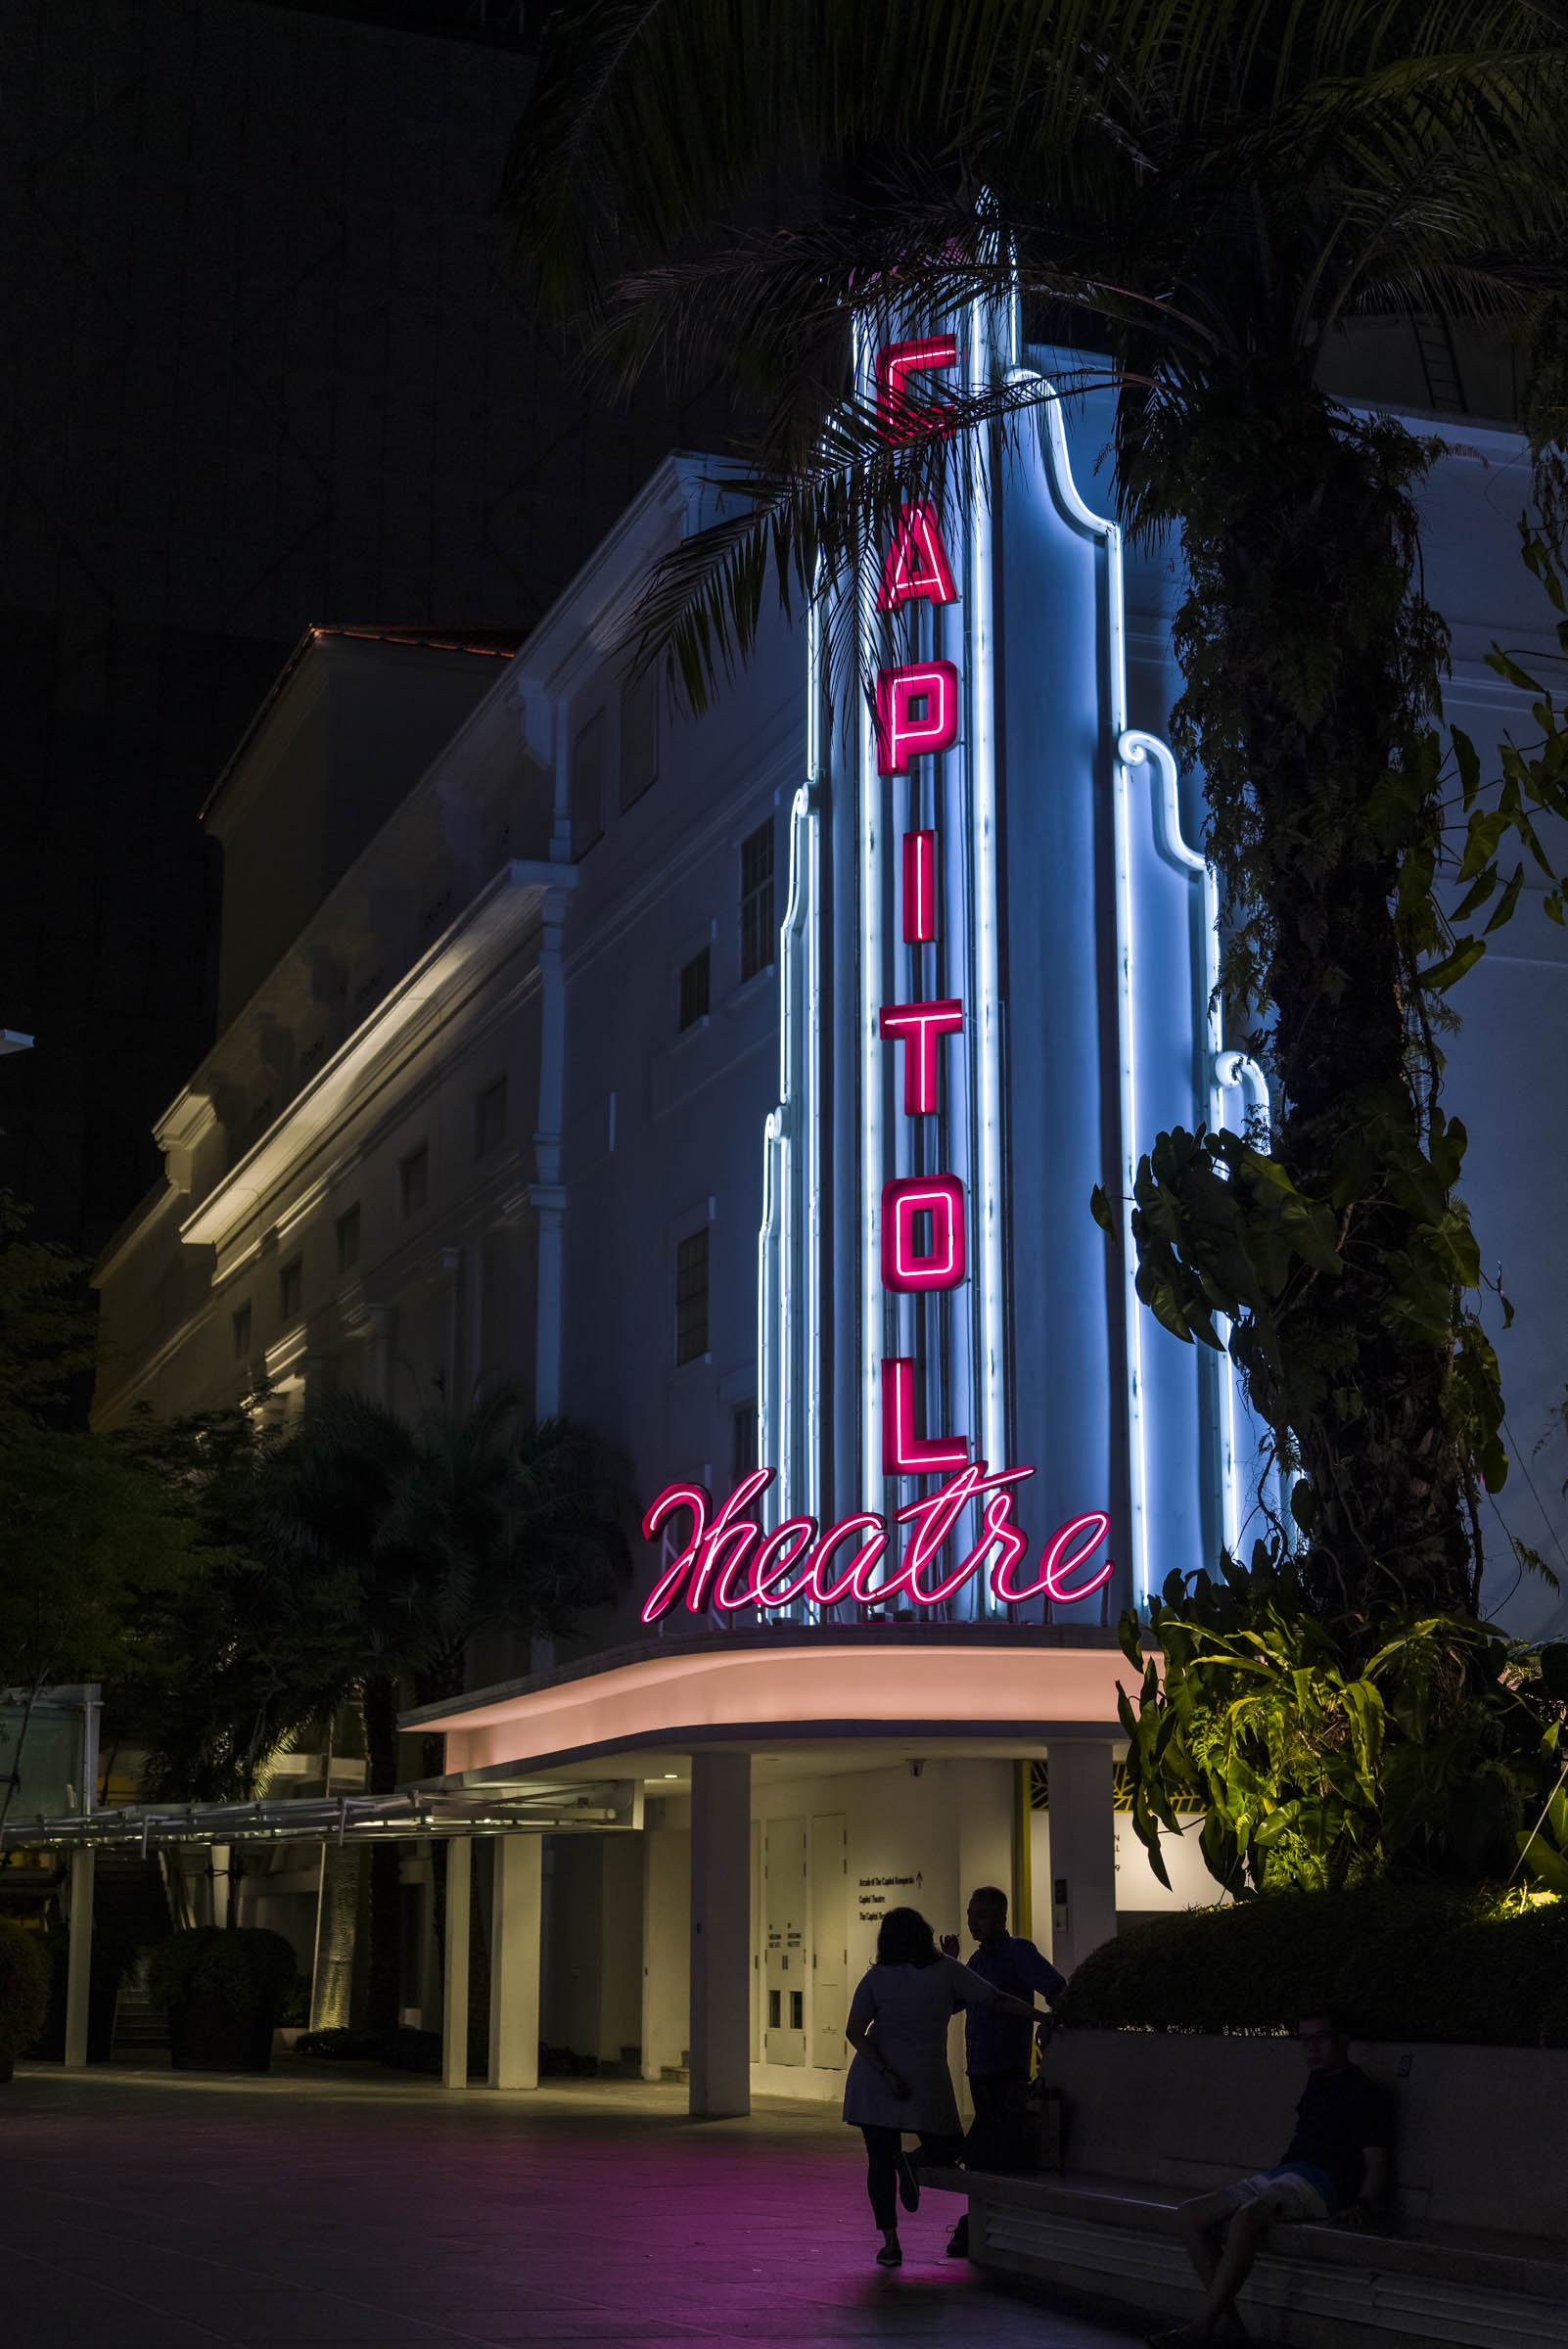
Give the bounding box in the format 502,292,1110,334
902,830,936,944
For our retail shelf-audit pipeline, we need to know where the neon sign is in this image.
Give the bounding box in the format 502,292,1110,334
640,1467,1113,1623
645,322,1128,1627
734,293,1268,1633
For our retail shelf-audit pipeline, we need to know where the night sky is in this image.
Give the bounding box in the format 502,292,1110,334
0,0,720,1261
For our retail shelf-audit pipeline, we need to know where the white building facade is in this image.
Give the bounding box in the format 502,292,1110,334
96,317,1568,2113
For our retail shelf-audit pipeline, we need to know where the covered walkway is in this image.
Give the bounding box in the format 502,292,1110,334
1,2063,1144,2348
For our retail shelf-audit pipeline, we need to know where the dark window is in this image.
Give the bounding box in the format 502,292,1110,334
475,1076,508,1158
232,1304,252,1360
674,1228,710,1365
399,1144,429,1220
732,1402,758,1481
790,1990,804,2031
621,667,659,810
740,820,775,982
278,1258,302,1322
571,710,605,858
335,1206,361,1275
768,1989,781,2029
678,946,711,1032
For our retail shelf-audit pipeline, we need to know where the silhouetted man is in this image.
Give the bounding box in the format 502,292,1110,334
940,1884,1064,2257
1148,2008,1392,2345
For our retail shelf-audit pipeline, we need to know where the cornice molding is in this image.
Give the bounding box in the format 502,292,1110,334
182,861,574,1257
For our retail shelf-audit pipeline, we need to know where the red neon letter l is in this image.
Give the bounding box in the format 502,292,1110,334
882,1358,968,1475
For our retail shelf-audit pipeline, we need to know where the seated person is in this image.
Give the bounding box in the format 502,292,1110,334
1148,2006,1392,2348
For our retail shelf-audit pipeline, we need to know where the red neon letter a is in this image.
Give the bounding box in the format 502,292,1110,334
882,1358,968,1475
879,505,958,610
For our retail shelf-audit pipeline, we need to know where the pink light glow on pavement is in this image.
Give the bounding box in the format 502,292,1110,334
0,2068,1146,2348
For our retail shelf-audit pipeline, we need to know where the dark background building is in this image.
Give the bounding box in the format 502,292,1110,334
0,0,718,1253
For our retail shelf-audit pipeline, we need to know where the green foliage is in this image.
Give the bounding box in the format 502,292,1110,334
0,1198,209,1829
145,1927,297,2020
121,1387,628,2042
1118,1571,1568,1894
0,1919,49,2056
1059,1882,1568,2048
0,1191,98,1431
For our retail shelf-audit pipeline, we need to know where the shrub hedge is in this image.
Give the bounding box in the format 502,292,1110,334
146,1927,298,2019
1059,1884,1568,2047
0,1920,49,2057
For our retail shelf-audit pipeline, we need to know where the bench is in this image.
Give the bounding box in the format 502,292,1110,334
925,2030,1568,2349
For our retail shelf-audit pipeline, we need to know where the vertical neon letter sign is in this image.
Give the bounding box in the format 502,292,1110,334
873,338,971,1489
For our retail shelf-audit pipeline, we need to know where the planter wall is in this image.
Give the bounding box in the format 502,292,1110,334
1042,2030,1568,2248
167,1988,276,2073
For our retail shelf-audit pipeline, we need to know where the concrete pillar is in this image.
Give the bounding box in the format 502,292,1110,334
1044,1740,1118,1977
689,1751,751,2118
642,1821,690,2081
441,1836,471,2089
487,1835,542,2091
63,1848,95,2069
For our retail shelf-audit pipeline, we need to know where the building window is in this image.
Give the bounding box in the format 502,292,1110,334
232,1303,252,1360
571,710,605,858
732,1401,758,1481
474,1076,508,1159
621,667,659,810
335,1205,361,1275
278,1258,302,1323
399,1144,429,1220
678,946,711,1032
674,1228,710,1365
740,819,775,983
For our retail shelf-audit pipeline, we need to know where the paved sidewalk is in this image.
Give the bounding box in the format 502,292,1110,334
0,2063,1147,2348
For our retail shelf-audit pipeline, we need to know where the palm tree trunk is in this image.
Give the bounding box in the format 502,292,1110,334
1170,358,1474,1627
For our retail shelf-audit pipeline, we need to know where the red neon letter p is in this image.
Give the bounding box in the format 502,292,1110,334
876,662,958,776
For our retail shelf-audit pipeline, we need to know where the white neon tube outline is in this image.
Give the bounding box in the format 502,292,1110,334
1217,1048,1270,1141
1004,362,1148,1606
970,303,1007,1491
856,316,885,1512
759,580,825,1553
1121,726,1236,1561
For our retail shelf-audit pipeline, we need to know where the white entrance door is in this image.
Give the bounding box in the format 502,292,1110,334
763,1814,807,2065
810,1812,849,2069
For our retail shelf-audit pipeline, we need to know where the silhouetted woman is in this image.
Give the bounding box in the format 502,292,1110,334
843,1904,1047,2267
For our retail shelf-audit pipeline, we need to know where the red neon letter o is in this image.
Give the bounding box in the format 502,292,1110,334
881,1174,965,1292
